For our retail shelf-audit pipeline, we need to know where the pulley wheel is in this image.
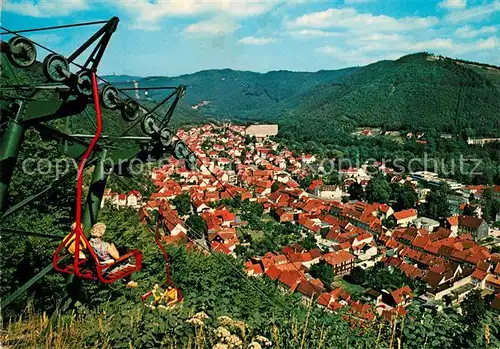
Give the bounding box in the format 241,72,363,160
101,85,119,110
186,153,197,171
173,140,190,159
43,53,70,82
75,70,93,96
121,99,141,122
159,128,174,147
7,36,37,68
141,114,158,136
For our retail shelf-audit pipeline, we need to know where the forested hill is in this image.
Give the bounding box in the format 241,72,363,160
103,68,357,118
108,52,500,138
269,53,500,139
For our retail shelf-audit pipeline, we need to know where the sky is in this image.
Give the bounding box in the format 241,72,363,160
2,0,499,76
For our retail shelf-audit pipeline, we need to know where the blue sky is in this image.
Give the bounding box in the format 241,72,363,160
2,0,499,76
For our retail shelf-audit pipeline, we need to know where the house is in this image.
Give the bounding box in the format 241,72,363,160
245,124,278,139
383,286,413,307
302,154,316,164
315,185,344,200
323,251,355,275
413,217,439,231
392,209,418,227
458,216,489,239
445,216,459,235
274,208,294,223
127,190,142,208
162,210,188,236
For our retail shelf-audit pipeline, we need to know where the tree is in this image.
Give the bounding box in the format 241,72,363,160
462,204,476,217
172,193,191,216
348,182,365,201
461,290,488,346
391,183,418,211
309,261,334,288
462,290,486,326
185,215,208,240
173,193,192,216
271,182,280,193
419,184,451,220
365,173,392,203
382,217,396,229
299,234,318,251
241,200,264,229
348,266,367,285
481,186,500,222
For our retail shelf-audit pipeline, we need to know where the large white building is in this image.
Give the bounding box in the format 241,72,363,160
245,124,278,139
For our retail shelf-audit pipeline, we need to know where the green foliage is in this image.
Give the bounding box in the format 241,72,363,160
419,184,452,219
348,182,365,201
347,266,367,285
241,200,264,230
309,261,334,289
298,234,318,251
270,53,500,140
481,186,500,222
365,173,392,203
172,193,192,216
185,215,208,240
390,183,418,211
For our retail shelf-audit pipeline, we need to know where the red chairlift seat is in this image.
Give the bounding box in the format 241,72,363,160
141,212,182,305
52,70,142,284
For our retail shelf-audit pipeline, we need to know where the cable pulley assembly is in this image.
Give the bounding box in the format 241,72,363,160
3,36,37,68
121,99,141,121
100,85,119,109
43,53,71,82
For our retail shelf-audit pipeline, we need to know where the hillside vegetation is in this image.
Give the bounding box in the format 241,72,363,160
112,53,499,139
104,68,356,118
271,53,500,139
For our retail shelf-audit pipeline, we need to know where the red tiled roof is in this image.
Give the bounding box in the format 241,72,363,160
471,269,487,281
323,251,355,266
264,265,282,280
459,215,484,229
393,209,417,221
391,285,413,305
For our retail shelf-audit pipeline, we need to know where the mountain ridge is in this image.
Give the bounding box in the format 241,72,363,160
104,52,499,138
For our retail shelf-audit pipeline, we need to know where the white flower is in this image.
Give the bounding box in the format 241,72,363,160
226,334,242,348
215,326,231,338
212,344,229,349
193,311,209,320
255,335,272,346
248,342,262,349
186,318,204,326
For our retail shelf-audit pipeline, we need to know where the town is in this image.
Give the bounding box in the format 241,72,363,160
102,122,500,323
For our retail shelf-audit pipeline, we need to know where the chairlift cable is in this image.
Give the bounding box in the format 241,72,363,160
0,20,109,35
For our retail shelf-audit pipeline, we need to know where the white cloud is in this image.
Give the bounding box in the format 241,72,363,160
315,46,403,65
445,1,500,24
4,0,88,17
438,0,467,10
116,0,279,31
238,36,278,45
456,25,497,38
287,29,343,38
184,18,241,36
288,8,439,32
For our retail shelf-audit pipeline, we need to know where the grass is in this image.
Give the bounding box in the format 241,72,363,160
333,278,366,297
0,302,411,349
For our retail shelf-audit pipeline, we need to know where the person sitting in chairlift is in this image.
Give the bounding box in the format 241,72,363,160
63,222,87,260
145,284,180,309
89,222,138,288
